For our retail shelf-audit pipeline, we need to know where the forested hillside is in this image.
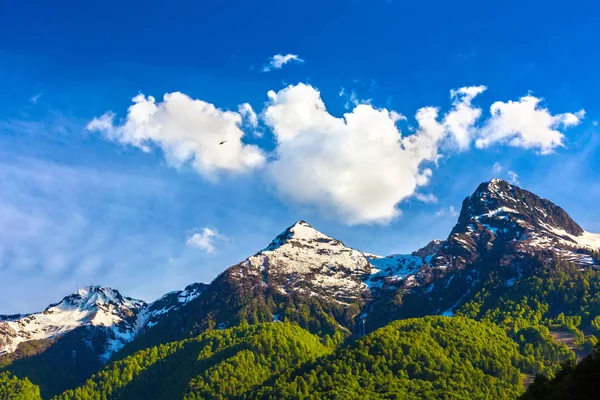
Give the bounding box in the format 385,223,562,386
3,180,600,399
520,343,600,400
252,316,525,400
0,371,41,400
457,259,600,374
54,323,332,400
51,317,527,400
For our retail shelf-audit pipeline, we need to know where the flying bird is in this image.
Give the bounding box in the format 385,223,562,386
219,140,227,145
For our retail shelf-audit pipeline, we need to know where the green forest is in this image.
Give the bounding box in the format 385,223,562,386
52,317,525,399
4,260,600,399
252,316,525,399
520,343,600,399
54,323,331,400
0,372,41,400
457,260,600,374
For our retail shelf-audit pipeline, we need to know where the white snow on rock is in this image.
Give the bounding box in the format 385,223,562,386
234,221,371,303
142,283,206,328
364,254,425,289
0,283,207,360
543,224,600,250
0,286,145,358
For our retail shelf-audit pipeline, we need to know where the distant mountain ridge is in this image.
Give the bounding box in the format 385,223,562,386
3,179,600,360
2,179,600,397
0,283,206,362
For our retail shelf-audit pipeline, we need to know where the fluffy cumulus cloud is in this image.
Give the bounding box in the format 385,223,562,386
476,95,585,154
445,85,487,149
89,84,585,225
262,54,304,72
87,93,265,179
262,83,484,224
186,228,225,253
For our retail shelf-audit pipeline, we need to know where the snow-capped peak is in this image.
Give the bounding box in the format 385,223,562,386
48,285,144,314
263,220,335,251
0,282,211,361
434,179,600,269
0,286,146,359
232,220,371,303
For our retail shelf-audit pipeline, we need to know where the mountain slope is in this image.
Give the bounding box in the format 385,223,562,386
0,286,146,361
436,179,600,270
55,323,331,400
253,316,526,399
0,284,207,398
143,283,208,328
366,179,600,329
120,221,370,355
4,179,600,398
520,343,600,400
0,371,41,400
238,220,371,303
56,318,527,400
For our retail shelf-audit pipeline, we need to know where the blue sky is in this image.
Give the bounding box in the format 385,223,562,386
1,0,599,313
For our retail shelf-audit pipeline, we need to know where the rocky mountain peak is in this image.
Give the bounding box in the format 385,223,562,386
0,285,149,359
412,239,445,258
229,220,371,303
430,179,600,271
48,286,145,313
459,179,584,236
263,220,339,251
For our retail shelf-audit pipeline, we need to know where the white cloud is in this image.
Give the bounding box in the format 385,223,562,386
29,92,42,105
508,170,519,184
415,193,439,204
262,54,304,72
262,83,478,225
87,83,586,226
435,206,458,218
87,93,265,179
476,95,585,154
445,85,487,150
186,228,225,253
238,103,258,128
492,162,503,175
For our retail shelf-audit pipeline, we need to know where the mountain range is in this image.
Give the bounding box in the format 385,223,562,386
2,178,600,398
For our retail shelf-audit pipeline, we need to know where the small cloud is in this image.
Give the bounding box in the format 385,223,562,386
492,162,518,184
476,95,585,154
415,193,439,204
369,79,378,92
238,103,258,128
492,162,503,175
458,51,476,60
593,121,598,127
435,206,458,218
29,93,42,105
262,54,304,72
343,90,360,110
186,228,226,254
338,87,382,113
